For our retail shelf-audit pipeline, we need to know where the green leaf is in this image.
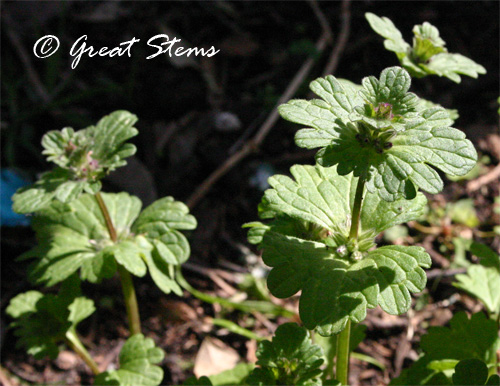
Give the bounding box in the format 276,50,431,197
248,164,430,334
13,111,138,213
365,13,410,55
279,68,477,202
454,263,500,315
5,276,94,359
247,323,324,386
260,164,427,238
365,13,486,83
132,196,197,294
23,192,143,286
391,312,500,385
452,359,488,386
448,199,480,228
95,334,165,386
22,192,195,294
207,363,255,386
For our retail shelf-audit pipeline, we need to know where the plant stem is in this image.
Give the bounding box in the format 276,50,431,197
65,329,100,375
117,264,142,335
348,175,366,241
94,192,142,335
336,319,351,385
95,192,117,243
337,176,366,385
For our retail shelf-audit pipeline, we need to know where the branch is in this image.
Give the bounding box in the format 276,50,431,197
186,31,330,209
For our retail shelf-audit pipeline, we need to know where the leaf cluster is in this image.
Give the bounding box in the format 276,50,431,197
279,67,477,201
95,334,165,386
391,312,500,385
22,192,196,295
365,13,486,83
246,164,431,335
12,111,138,213
6,276,94,359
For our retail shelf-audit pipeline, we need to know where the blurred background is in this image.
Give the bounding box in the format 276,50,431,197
1,1,499,385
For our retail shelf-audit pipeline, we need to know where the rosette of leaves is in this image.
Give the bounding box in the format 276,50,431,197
279,67,477,201
6,275,94,359
391,312,500,385
246,323,325,386
365,13,486,83
95,334,165,386
12,110,138,213
245,164,431,335
21,192,196,295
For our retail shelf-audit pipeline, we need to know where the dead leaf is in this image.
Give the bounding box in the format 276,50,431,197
193,337,240,377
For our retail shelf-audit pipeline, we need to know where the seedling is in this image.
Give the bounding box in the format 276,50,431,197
246,33,482,384
7,111,196,384
365,13,486,83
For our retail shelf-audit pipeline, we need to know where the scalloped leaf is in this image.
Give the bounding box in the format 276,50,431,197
246,164,430,334
12,111,138,214
316,108,477,201
5,276,95,359
132,196,197,294
391,312,500,385
247,323,324,386
279,68,477,202
22,192,195,294
453,245,500,315
366,13,486,83
260,164,427,240
365,13,410,55
95,334,165,386
258,230,429,335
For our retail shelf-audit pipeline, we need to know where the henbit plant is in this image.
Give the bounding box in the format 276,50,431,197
245,64,478,385
7,111,197,385
365,13,486,83
390,312,499,385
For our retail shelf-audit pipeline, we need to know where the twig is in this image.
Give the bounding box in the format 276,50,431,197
4,14,51,103
308,0,334,43
186,31,330,209
322,0,352,76
466,163,500,192
426,267,467,280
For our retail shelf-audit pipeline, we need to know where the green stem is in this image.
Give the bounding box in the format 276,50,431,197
94,192,142,335
337,176,365,385
117,264,142,335
65,329,100,375
348,176,366,241
95,192,117,243
176,268,294,317
336,320,351,385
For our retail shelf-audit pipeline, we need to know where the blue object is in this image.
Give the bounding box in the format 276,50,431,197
1,169,31,226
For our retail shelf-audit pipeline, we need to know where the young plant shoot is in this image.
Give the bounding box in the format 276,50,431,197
8,111,196,384
247,65,478,384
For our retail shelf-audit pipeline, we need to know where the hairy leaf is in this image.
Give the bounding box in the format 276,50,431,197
279,68,477,201
95,334,165,386
5,276,94,359
22,192,196,294
247,323,324,386
13,111,138,213
391,312,500,385
454,245,500,315
366,13,486,83
246,165,430,334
